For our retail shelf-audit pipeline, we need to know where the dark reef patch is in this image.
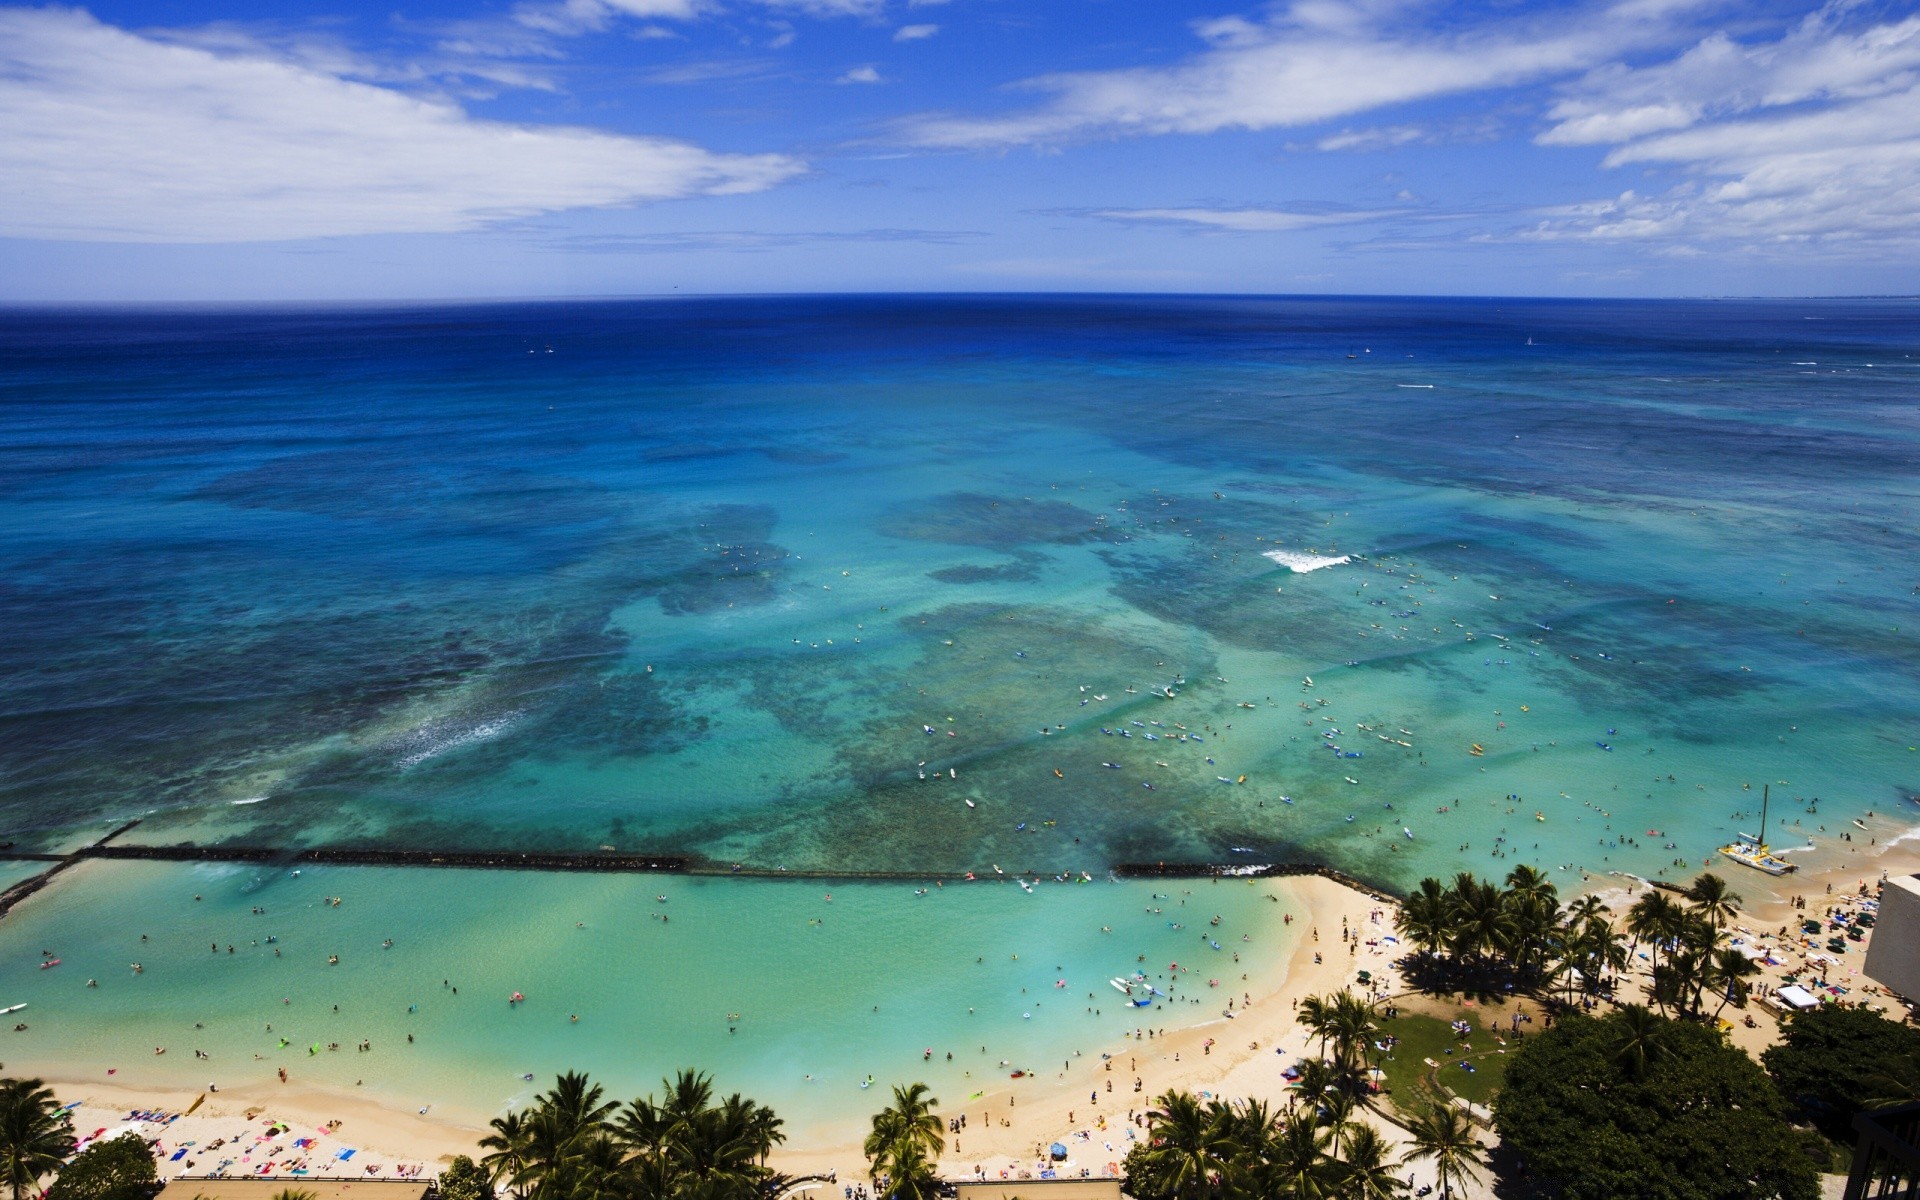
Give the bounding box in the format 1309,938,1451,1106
928,551,1047,585
878,491,1117,550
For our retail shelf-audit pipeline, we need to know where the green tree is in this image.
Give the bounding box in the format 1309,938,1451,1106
1254,1112,1334,1199
1329,1122,1406,1200
46,1132,154,1200
479,1111,532,1198
1764,1005,1920,1140
863,1084,943,1200
0,1079,75,1200
1682,871,1741,931
1134,1092,1234,1200
1400,1104,1481,1200
438,1156,494,1200
1496,1009,1817,1200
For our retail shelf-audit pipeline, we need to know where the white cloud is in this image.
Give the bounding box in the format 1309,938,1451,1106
894,24,940,41
1539,12,1920,146
896,0,1678,149
838,64,883,83
514,0,707,36
0,7,804,243
1091,207,1403,231
1315,124,1426,151
1528,8,1920,247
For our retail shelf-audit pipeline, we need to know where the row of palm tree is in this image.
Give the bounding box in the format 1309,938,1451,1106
0,1078,73,1200
1399,866,1759,1019
479,1070,789,1200
1625,878,1762,1020
1124,1088,1484,1200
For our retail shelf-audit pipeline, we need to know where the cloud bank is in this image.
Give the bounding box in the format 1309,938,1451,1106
896,0,1643,148
1528,8,1920,246
0,7,804,243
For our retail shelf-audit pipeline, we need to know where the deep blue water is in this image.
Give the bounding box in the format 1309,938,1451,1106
2,295,1917,888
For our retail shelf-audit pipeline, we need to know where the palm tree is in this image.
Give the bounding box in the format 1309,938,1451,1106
614,1071,788,1200
1609,1004,1671,1078
874,1140,942,1200
1707,947,1762,1022
865,1084,943,1199
1325,992,1380,1077
542,1071,617,1142
1297,994,1335,1061
1398,879,1451,959
864,1083,943,1165
1684,872,1741,931
0,1079,74,1200
1504,890,1561,982
1401,1103,1483,1200
1330,1123,1406,1200
480,1111,533,1197
1139,1091,1233,1200
1625,890,1682,975
1255,1111,1335,1199
1448,875,1514,968
1562,892,1610,927
1503,864,1558,910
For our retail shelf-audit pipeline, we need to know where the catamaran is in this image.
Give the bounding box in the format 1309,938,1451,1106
1720,784,1798,876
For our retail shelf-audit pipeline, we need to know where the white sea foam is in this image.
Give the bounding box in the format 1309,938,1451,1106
1263,549,1351,573
230,796,267,805
395,714,518,769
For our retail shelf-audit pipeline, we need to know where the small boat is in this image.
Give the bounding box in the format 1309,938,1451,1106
39,959,58,970
1344,776,1359,785
1854,819,1869,831
1403,827,1414,840
1469,744,1484,756
0,1004,24,1014
1053,769,1064,778
1110,978,1131,993
1720,786,1798,876
964,799,976,809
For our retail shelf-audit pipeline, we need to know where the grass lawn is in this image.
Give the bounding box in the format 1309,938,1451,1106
1372,1010,1516,1114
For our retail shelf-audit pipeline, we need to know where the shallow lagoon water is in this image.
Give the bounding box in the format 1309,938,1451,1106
0,861,1300,1142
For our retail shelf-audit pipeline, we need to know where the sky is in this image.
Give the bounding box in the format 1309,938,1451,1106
2,0,1918,300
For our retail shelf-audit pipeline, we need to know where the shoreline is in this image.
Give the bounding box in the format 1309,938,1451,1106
16,822,1920,1189
23,874,1397,1185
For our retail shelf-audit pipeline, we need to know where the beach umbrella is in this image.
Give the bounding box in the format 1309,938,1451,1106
1049,1143,1067,1160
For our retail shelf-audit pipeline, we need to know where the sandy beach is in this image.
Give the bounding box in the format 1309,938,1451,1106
22,838,1920,1199
28,874,1406,1188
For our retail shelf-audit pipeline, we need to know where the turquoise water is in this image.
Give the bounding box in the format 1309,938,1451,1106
2,295,1918,1120
3,296,1915,885
0,861,1299,1141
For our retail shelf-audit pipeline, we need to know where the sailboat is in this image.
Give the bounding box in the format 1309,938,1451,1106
1719,784,1798,876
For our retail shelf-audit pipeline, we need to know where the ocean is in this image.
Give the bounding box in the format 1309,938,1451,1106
1,294,1916,1123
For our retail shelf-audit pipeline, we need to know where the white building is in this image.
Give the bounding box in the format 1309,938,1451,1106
1864,874,1920,1002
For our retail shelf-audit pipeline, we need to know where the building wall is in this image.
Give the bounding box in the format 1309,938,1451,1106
1865,876,1920,1003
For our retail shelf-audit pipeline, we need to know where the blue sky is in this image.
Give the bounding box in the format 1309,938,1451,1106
2,0,1918,300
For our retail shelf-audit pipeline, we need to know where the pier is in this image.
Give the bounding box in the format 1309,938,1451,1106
0,821,1402,920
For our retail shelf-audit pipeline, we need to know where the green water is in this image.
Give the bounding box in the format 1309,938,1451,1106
0,861,1305,1144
